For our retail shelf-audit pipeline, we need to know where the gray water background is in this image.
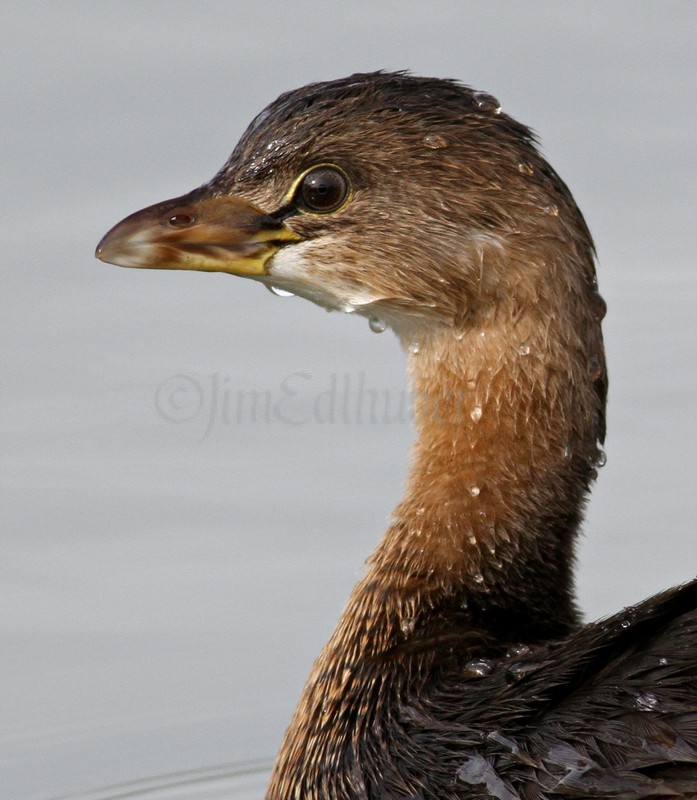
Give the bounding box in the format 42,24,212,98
2,2,696,798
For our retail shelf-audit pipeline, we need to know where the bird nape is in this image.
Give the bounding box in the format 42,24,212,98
97,72,697,800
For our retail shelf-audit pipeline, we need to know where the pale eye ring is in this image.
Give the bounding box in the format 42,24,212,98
296,166,350,213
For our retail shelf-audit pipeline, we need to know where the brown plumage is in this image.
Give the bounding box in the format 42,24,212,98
96,72,697,800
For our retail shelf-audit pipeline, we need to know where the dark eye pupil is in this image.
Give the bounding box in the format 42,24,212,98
168,213,193,227
299,167,348,212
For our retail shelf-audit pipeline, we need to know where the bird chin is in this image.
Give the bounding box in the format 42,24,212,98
258,272,378,317
266,243,381,315
265,242,444,341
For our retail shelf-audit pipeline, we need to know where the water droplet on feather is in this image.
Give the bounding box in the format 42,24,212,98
591,292,607,320
267,285,295,298
505,661,542,683
463,658,495,678
401,617,416,635
635,691,660,712
505,644,532,659
472,92,502,114
423,133,448,149
589,356,603,380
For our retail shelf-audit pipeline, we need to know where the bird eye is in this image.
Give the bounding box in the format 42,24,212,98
167,212,194,228
297,166,350,213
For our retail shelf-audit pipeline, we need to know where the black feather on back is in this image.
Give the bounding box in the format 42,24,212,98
406,580,697,799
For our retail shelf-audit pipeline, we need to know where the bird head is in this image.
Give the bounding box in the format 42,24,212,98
97,72,597,339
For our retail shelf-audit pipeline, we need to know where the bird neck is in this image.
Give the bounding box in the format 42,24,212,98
384,312,598,638
268,304,602,800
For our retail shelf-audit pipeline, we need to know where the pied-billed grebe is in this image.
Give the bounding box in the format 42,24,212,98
97,72,697,800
